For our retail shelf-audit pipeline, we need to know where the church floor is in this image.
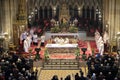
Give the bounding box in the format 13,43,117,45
36,67,88,80
33,60,88,80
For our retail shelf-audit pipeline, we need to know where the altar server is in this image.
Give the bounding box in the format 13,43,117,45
24,37,30,53
23,34,32,53
103,31,109,43
64,37,69,44
99,40,104,55
20,31,28,43
33,32,38,46
40,35,45,47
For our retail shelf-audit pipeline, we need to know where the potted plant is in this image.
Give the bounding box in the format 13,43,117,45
34,48,41,61
68,26,78,33
51,26,60,33
44,48,49,61
75,47,80,60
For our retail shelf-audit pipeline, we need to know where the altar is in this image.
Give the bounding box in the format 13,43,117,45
45,32,79,40
45,44,78,54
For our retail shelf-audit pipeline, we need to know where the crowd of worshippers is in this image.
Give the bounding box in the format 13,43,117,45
51,53,120,80
0,52,38,80
86,53,119,80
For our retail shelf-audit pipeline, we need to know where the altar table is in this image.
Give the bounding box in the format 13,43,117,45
45,44,78,54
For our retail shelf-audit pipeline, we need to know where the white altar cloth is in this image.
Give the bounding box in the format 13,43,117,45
45,44,78,48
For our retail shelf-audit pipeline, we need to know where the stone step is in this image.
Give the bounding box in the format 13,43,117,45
43,59,80,70
43,65,79,69
44,62,78,65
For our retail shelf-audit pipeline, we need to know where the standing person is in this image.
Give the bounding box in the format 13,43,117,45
99,40,104,55
40,34,45,47
33,32,38,46
23,34,32,53
20,31,28,43
20,31,28,51
23,37,29,53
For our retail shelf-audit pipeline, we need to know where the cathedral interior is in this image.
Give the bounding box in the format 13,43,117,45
0,0,120,80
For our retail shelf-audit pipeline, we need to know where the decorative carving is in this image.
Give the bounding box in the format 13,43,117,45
59,3,70,21
13,0,27,47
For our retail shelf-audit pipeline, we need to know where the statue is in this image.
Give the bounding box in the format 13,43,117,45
59,2,70,21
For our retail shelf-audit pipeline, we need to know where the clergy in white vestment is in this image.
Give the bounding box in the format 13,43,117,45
23,37,30,53
30,28,34,37
40,35,45,47
95,30,100,41
54,37,59,44
64,37,69,44
103,31,109,43
20,31,28,42
33,33,38,46
23,34,32,53
73,18,78,26
99,40,104,55
59,37,64,44
97,36,102,49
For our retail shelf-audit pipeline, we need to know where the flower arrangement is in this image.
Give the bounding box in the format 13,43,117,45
68,26,78,33
28,48,33,53
75,47,80,56
44,48,49,61
51,26,60,33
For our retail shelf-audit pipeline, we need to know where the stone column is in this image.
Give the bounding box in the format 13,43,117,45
103,0,120,51
0,0,2,32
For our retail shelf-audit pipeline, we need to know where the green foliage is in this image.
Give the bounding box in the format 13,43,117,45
44,48,49,60
75,47,80,56
50,23,78,33
60,23,68,28
82,54,86,60
68,26,78,33
51,26,60,33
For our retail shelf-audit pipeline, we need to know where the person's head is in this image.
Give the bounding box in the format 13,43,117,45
108,72,111,74
60,77,63,80
92,73,96,76
100,72,103,75
81,72,84,76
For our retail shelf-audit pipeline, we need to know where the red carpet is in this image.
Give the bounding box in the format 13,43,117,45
89,40,98,54
23,40,97,59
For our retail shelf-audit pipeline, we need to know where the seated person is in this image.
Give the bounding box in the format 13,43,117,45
59,37,64,44
64,37,69,44
54,37,59,44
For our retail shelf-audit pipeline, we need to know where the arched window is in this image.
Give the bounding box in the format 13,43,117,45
39,6,43,19
91,6,95,20
82,6,85,19
74,5,78,18
56,5,59,21
86,6,90,19
44,6,48,19
48,6,52,19
69,5,73,17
